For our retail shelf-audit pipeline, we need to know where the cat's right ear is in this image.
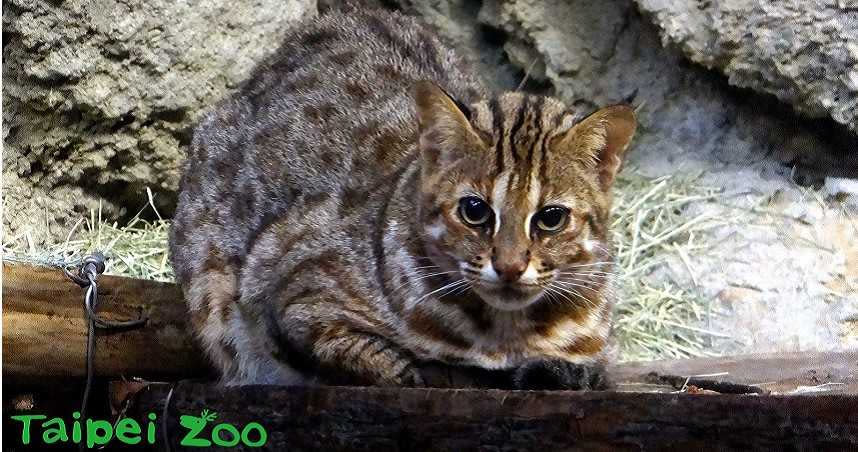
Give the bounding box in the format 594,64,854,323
414,81,484,166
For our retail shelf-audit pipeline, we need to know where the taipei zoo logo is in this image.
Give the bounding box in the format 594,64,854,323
10,409,267,448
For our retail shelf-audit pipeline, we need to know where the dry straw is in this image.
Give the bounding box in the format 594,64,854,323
3,195,174,282
610,170,727,361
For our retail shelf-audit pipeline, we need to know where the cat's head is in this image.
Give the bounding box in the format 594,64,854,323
414,81,636,311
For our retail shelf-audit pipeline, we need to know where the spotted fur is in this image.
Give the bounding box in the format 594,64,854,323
169,8,636,387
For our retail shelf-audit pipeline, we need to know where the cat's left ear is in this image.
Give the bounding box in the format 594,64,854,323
556,105,637,191
414,81,484,164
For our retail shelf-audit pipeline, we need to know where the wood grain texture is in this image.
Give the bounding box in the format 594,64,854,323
133,381,858,451
2,262,210,379
609,350,858,394
4,261,857,395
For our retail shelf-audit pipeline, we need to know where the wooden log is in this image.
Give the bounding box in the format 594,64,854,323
5,261,858,449
129,381,858,451
2,261,210,380
4,260,857,395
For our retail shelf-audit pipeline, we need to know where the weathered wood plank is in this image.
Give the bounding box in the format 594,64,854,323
2,261,209,380
5,261,858,450
3,261,856,396
131,382,858,451
609,350,858,394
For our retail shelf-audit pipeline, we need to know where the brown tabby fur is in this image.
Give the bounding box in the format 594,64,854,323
169,8,636,386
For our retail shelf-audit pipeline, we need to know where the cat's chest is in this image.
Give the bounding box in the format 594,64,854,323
396,302,606,368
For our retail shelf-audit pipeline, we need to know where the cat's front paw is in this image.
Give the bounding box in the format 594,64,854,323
383,362,425,387
513,359,612,391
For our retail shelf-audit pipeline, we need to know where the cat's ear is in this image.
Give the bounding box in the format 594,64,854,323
414,81,483,165
414,80,472,132
555,105,637,191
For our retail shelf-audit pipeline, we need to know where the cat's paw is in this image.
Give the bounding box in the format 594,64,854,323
513,359,612,391
383,362,425,387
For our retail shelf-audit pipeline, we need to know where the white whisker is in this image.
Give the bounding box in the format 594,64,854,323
558,271,616,277
555,277,599,287
550,281,604,308
564,261,613,269
447,283,472,298
546,284,581,305
413,279,467,305
556,278,617,296
558,268,616,274
439,280,471,299
390,270,460,293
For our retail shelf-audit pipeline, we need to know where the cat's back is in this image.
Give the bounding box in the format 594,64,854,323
189,8,486,198
212,8,485,189
172,9,485,279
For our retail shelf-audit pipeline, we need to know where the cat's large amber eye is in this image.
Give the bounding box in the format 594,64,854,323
458,197,492,227
533,206,569,233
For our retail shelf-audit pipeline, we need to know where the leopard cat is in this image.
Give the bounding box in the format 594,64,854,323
169,7,636,389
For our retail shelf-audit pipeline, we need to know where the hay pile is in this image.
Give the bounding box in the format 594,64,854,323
3,173,728,361
610,171,726,361
2,197,174,282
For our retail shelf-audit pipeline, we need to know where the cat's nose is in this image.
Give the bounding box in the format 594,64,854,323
492,259,527,283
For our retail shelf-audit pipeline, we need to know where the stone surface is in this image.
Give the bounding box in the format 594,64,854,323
637,0,858,136
2,0,316,244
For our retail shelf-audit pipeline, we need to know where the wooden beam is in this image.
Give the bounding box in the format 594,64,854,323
130,382,858,450
5,261,858,449
2,262,210,380
609,350,858,394
3,261,856,395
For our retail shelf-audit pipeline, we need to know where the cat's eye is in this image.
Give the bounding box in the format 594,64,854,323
533,206,569,233
458,197,492,227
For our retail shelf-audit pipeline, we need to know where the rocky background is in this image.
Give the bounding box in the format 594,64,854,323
4,0,857,356
3,0,316,239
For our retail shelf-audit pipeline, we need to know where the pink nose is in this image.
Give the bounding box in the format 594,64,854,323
492,260,526,283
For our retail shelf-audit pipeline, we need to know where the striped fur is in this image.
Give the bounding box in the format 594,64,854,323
169,8,636,387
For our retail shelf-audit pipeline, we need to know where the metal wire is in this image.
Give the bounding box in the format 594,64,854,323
62,252,148,430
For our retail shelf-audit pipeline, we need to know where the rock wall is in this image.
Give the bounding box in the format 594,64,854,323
3,0,316,244
637,0,858,135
